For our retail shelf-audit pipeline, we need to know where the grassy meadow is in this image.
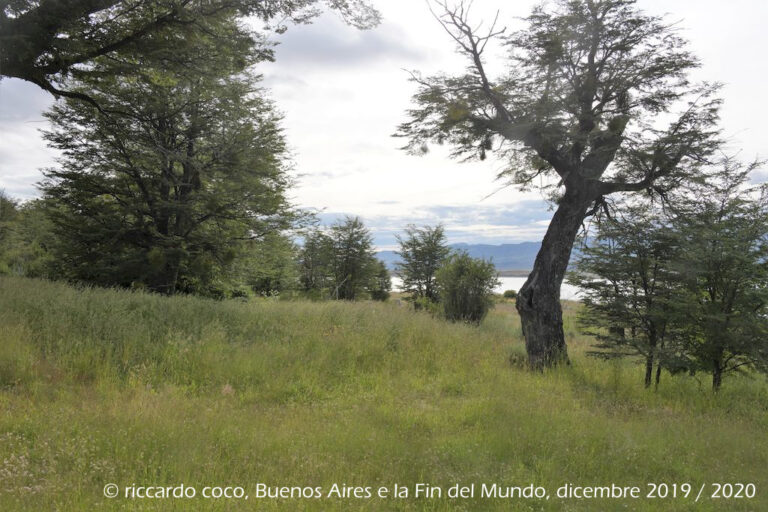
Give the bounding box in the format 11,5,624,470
0,275,766,510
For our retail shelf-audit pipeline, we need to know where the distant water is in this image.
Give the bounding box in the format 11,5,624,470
390,276,581,301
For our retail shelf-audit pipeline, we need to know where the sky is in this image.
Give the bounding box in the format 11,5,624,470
1,0,767,250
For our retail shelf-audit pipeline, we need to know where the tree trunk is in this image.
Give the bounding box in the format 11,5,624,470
644,353,654,389
516,189,591,369
149,249,181,295
654,337,665,390
712,361,723,392
645,331,658,388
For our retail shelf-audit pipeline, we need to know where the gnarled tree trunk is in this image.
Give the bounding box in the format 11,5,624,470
516,187,592,369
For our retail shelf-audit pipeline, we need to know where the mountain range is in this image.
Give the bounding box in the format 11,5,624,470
376,241,543,272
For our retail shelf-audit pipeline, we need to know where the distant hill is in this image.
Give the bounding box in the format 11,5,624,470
377,241,543,272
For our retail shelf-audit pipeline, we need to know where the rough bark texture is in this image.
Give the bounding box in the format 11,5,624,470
516,189,591,369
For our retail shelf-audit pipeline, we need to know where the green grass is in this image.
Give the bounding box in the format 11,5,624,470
0,276,766,511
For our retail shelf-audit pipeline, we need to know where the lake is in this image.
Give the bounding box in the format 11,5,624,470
390,276,582,300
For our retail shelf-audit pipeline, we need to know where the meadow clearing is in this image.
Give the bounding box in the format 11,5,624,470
0,276,766,511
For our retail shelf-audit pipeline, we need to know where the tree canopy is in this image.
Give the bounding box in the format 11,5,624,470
670,161,768,390
0,0,379,105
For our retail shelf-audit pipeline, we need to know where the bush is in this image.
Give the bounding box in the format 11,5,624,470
370,288,390,301
435,252,500,324
503,289,517,299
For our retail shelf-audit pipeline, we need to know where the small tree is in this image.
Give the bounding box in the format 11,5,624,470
328,216,377,300
299,217,383,301
299,229,332,295
669,162,768,391
570,160,768,392
568,203,680,388
436,252,500,324
395,224,450,303
369,260,392,301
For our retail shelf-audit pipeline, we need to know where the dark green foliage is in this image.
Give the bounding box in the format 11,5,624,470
328,216,376,300
368,259,392,302
571,160,768,391
0,0,379,103
230,233,299,297
569,203,680,388
40,12,295,297
503,289,517,299
299,228,333,295
670,162,768,391
298,217,389,301
436,252,499,324
0,196,55,279
395,224,450,303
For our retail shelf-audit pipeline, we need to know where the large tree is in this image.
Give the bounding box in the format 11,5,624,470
41,11,294,296
327,216,378,300
397,0,721,368
0,0,379,105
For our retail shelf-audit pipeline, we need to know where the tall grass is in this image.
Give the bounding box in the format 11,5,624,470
0,276,766,510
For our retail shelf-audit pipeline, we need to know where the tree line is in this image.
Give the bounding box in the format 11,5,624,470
0,0,374,299
0,191,501,321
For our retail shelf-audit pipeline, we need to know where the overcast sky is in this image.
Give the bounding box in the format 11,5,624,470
1,0,766,250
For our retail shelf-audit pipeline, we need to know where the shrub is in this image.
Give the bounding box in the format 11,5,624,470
435,252,499,324
503,289,517,299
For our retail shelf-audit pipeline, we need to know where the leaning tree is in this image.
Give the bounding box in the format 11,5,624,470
397,0,721,368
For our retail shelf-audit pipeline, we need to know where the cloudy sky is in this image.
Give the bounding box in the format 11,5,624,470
1,0,766,250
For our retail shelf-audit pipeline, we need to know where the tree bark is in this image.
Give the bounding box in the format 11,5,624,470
654,362,662,390
150,249,181,295
644,330,658,388
644,354,654,389
516,188,592,369
712,361,723,392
